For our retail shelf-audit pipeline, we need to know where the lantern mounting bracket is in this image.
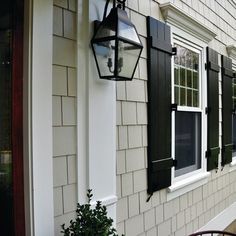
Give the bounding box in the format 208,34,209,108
103,0,126,21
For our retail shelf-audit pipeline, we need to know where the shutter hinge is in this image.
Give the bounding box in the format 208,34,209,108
232,108,236,115
205,150,209,158
205,62,208,70
173,159,177,167
171,103,178,111
205,107,210,114
222,146,225,152
172,47,177,56
233,71,236,78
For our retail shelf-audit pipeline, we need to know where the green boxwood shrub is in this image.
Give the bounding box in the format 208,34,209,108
61,189,123,236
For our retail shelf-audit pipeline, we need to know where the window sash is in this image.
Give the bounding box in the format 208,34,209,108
171,37,206,181
174,111,201,177
174,43,201,108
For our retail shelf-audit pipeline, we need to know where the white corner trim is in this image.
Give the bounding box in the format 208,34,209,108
227,45,236,61
167,172,210,201
160,2,217,43
198,202,236,232
76,0,117,224
77,0,89,204
31,0,54,235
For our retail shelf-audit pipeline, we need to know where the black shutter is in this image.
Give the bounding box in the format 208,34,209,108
221,55,233,165
147,17,174,193
206,47,220,171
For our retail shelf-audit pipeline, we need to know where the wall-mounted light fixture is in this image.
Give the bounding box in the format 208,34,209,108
91,0,143,81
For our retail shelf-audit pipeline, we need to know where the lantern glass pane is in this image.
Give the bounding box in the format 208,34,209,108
93,40,115,77
117,40,141,78
118,21,140,44
95,22,116,39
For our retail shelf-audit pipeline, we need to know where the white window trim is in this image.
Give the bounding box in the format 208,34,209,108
227,45,236,61
171,36,207,178
159,0,218,201
167,172,210,201
160,2,217,44
167,24,209,200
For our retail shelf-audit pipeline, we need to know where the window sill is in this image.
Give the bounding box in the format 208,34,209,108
167,172,210,201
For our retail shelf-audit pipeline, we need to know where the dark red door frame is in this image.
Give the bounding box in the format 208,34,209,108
12,0,25,235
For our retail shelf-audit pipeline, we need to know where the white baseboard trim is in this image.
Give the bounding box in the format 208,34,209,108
198,202,236,232
91,195,118,207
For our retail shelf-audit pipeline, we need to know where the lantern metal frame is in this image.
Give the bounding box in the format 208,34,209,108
91,0,143,81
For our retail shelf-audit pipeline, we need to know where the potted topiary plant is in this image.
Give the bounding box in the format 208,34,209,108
61,189,123,236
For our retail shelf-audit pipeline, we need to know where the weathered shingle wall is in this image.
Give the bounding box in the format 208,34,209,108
116,0,236,235
52,0,77,235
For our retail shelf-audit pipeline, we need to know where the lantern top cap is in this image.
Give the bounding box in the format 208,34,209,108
93,7,143,46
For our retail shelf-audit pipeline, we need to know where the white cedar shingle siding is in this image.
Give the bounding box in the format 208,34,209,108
52,0,77,235
116,0,236,235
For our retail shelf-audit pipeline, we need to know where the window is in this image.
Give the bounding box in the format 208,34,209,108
172,38,207,180
146,14,214,195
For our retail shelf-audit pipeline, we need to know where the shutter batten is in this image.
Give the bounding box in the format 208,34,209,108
221,55,233,166
206,47,220,171
147,17,173,193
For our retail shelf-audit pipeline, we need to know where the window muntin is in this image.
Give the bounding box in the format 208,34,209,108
172,39,204,180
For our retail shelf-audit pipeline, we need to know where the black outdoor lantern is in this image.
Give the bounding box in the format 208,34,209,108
91,0,143,81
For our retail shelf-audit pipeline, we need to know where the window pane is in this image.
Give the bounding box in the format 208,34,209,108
187,89,192,106
193,91,199,107
175,86,179,105
175,112,201,177
174,66,179,85
180,88,186,106
193,72,198,89
180,68,185,86
186,69,192,88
